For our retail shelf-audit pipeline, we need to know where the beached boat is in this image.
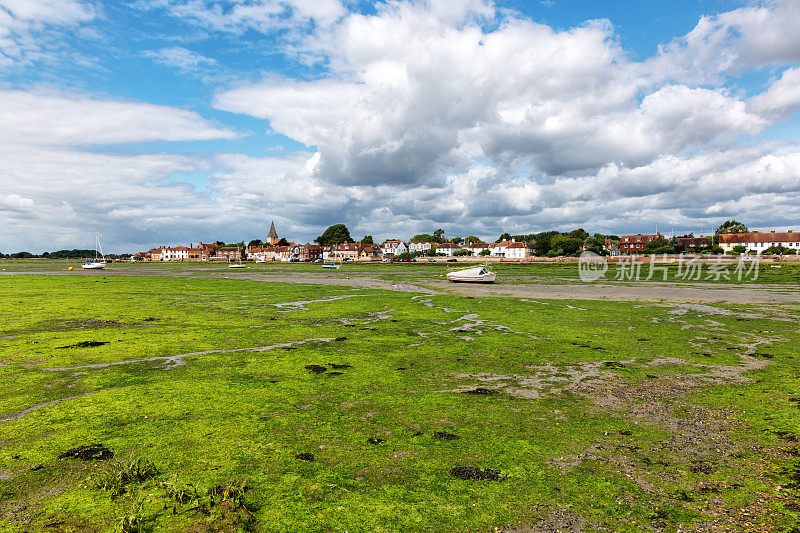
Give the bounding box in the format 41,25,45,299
228,247,246,268
446,264,496,283
81,234,107,269
322,261,341,269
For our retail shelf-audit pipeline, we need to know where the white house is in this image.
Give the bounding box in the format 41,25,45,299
466,243,490,256
408,241,437,254
161,246,189,261
505,242,533,259
435,243,462,256
718,230,800,254
489,240,511,257
381,240,408,256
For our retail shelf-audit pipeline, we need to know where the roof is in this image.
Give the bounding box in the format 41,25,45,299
437,243,461,249
467,242,489,248
267,221,279,239
719,231,800,244
676,237,711,246
383,240,404,245
506,242,527,248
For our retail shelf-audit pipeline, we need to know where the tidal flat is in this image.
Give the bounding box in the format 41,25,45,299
1,266,800,532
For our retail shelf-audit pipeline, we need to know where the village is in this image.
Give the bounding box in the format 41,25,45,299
135,220,800,263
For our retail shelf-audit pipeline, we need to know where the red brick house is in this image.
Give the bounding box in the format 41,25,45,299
619,234,660,253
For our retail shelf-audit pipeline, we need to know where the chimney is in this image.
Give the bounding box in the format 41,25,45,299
789,229,794,233
771,229,775,233
753,230,758,234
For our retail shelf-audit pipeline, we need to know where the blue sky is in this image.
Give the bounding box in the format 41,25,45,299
1,0,799,252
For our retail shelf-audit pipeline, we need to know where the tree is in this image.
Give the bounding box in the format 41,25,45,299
567,228,590,241
248,239,263,247
715,220,748,235
433,228,445,242
361,235,374,244
315,224,353,245
549,234,582,255
496,233,512,243
410,234,436,243
479,249,491,256
450,236,462,243
642,237,675,254
464,236,481,244
275,238,290,247
453,249,470,256
732,245,747,254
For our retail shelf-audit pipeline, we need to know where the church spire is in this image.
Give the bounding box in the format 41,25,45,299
267,221,279,244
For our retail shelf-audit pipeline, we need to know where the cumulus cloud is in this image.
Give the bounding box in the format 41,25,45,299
0,89,237,145
648,0,800,83
749,67,800,120
0,90,248,252
5,0,800,252
0,0,95,67
149,0,346,33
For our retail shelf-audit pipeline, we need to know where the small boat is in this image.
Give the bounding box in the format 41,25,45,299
81,234,107,269
446,264,496,283
322,261,341,269
228,247,246,268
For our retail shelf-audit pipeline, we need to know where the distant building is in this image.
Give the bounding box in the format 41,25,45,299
266,221,280,245
408,241,437,254
330,242,361,261
466,242,490,256
381,240,407,257
675,235,711,253
215,247,242,261
718,230,800,254
505,241,534,259
619,234,660,254
435,243,462,256
359,244,382,260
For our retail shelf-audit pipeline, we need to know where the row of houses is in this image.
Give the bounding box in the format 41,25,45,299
399,239,535,258
718,230,800,254
142,238,537,262
618,234,713,253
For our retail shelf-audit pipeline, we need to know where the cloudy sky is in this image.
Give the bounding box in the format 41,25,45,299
2,0,800,252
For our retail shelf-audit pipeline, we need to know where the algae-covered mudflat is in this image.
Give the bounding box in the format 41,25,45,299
2,266,800,532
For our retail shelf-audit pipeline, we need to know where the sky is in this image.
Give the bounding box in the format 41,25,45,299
1,0,800,253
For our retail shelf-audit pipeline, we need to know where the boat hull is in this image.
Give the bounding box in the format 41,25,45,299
446,272,496,283
81,262,107,270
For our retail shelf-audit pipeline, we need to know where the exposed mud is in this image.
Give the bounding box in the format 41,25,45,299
295,453,315,462
433,431,460,440
56,340,108,349
305,365,327,374
449,466,503,481
59,444,113,461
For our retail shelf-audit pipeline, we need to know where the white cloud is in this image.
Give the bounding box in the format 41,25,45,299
749,67,800,120
142,46,218,77
648,0,800,83
5,0,800,252
0,0,95,67
150,0,346,33
0,89,237,145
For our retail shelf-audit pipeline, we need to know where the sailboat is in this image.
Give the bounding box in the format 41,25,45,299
445,263,496,283
81,234,107,270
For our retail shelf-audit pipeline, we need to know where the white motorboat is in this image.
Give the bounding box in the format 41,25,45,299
322,261,341,269
228,247,246,268
81,234,107,270
446,264,496,283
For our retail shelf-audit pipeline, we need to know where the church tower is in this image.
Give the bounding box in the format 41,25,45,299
266,221,279,245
